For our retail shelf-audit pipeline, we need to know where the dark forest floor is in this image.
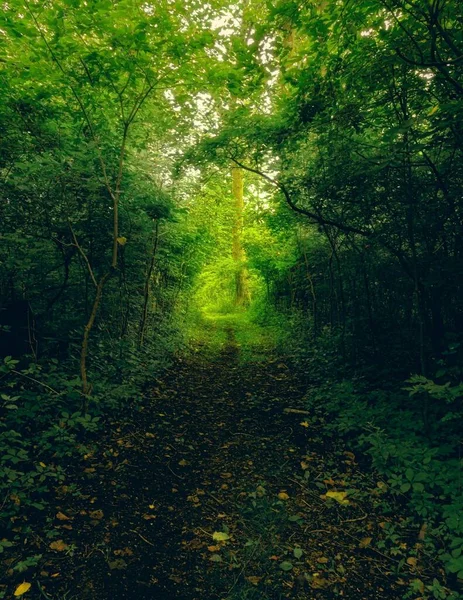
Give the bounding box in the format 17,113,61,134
3,331,433,599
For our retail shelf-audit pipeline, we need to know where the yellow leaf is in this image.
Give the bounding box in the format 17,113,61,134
300,421,309,428
49,540,68,552
117,236,127,245
246,576,262,585
39,462,46,468
178,459,188,466
212,531,230,542
406,557,417,567
359,537,372,548
300,461,310,470
278,492,289,501
207,545,221,552
428,105,439,116
14,582,32,597
324,491,349,505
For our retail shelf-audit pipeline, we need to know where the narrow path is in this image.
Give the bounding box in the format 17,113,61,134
39,335,409,599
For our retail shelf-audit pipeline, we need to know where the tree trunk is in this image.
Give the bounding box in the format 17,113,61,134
231,165,250,306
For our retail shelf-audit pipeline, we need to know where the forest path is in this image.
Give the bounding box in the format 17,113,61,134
41,333,406,600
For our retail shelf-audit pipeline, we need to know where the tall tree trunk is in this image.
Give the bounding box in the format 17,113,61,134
231,165,250,306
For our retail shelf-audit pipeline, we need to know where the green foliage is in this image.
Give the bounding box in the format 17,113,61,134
303,370,463,595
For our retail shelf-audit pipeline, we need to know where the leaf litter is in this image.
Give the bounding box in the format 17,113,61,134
2,336,436,599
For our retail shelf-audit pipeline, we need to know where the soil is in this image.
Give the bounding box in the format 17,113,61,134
3,334,426,599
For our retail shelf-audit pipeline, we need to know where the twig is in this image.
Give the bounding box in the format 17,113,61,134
206,491,224,505
343,530,400,564
69,223,97,288
226,535,262,596
167,464,184,480
37,581,53,600
130,529,155,547
11,369,59,395
341,512,368,524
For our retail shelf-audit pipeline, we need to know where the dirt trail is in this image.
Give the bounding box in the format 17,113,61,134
38,335,406,599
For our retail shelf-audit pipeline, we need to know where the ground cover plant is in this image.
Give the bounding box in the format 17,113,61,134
1,0,462,598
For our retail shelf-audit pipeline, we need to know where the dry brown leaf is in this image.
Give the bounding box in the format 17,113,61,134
418,523,427,541
49,540,68,552
89,510,104,520
56,512,70,521
359,537,372,548
246,576,262,586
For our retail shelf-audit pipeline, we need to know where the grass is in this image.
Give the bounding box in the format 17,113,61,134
186,308,286,362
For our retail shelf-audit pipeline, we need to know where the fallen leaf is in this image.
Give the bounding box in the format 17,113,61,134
324,491,349,505
56,512,70,521
317,556,329,564
418,523,427,541
207,545,221,552
108,559,127,570
300,421,309,428
142,514,156,520
278,492,289,501
212,531,230,542
14,582,32,597
406,557,417,567
359,537,372,548
145,432,155,438
246,576,262,585
300,461,310,470
209,554,222,562
280,561,293,571
49,540,68,552
89,510,104,520
178,459,188,466
311,575,330,589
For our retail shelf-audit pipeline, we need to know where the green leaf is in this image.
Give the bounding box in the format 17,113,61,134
293,547,303,559
280,561,293,571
